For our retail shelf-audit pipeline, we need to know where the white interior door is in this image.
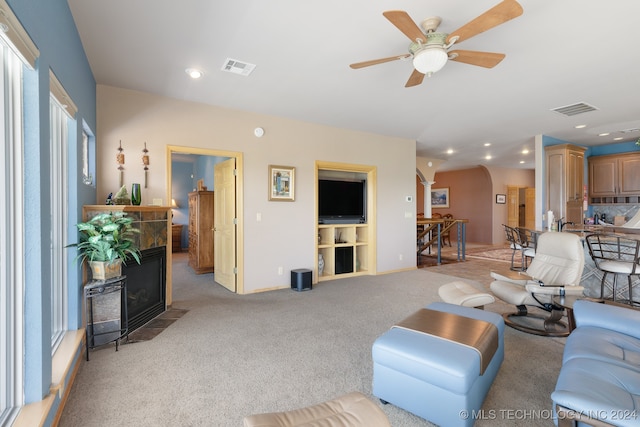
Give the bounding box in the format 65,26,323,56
214,158,236,292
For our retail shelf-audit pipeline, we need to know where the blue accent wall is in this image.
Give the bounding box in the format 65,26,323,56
7,0,96,408
587,141,638,157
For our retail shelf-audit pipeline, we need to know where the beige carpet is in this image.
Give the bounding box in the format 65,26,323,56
59,254,565,427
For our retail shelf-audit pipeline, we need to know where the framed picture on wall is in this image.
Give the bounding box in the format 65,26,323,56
268,165,295,201
431,187,449,208
496,194,506,204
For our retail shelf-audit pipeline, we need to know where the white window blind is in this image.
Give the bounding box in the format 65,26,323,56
49,84,70,351
0,36,25,427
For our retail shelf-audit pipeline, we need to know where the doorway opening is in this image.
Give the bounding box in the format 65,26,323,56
507,185,535,230
166,145,244,295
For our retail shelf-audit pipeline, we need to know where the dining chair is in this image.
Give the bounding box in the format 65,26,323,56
441,213,453,247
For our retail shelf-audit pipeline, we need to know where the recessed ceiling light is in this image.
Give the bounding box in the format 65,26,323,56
485,155,492,160
522,149,529,154
484,143,491,147
520,160,525,164
574,124,587,129
185,68,203,79
598,132,610,137
614,137,623,141
446,149,454,155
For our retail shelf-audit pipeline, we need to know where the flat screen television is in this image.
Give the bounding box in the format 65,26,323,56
318,179,366,224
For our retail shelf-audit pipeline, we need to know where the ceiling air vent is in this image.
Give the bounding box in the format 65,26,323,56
221,58,256,76
551,102,598,117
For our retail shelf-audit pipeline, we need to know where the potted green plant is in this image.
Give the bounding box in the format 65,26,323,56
67,211,141,280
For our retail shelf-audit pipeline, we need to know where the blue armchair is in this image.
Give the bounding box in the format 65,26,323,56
551,300,640,426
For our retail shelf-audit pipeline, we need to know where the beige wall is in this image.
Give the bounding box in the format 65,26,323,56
96,85,417,294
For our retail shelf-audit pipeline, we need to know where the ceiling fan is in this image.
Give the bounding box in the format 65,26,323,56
350,0,523,87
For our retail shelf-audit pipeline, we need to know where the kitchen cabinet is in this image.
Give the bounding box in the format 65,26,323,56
589,153,640,204
545,144,586,225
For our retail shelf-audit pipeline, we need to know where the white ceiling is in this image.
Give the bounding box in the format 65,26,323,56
67,0,640,171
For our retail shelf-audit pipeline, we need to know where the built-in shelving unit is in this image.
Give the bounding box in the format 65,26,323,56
317,224,370,279
315,161,376,282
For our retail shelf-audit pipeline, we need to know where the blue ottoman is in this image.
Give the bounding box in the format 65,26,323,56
372,302,504,427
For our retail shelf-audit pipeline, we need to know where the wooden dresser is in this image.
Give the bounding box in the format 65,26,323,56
171,224,184,252
188,191,214,274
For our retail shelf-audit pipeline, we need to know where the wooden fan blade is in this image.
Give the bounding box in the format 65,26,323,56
350,54,411,69
405,69,425,87
383,10,426,43
446,0,523,45
448,50,505,68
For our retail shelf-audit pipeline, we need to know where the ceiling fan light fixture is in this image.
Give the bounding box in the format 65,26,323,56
413,46,448,76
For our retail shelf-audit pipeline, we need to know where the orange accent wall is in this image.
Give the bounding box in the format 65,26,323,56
432,167,493,244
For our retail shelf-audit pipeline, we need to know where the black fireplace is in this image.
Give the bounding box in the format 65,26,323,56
123,246,166,331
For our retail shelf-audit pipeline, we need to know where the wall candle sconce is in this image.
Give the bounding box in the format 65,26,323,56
116,140,125,187
142,142,150,188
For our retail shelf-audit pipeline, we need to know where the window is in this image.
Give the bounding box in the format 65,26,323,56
82,130,90,184
0,0,39,421
0,38,25,426
82,125,95,186
49,77,72,351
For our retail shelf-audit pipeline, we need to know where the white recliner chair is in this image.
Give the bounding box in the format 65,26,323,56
490,231,585,337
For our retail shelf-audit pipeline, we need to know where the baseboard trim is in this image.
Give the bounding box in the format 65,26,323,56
378,266,418,275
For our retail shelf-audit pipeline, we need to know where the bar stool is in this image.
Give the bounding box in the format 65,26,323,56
517,227,537,267
585,233,640,305
503,224,535,271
